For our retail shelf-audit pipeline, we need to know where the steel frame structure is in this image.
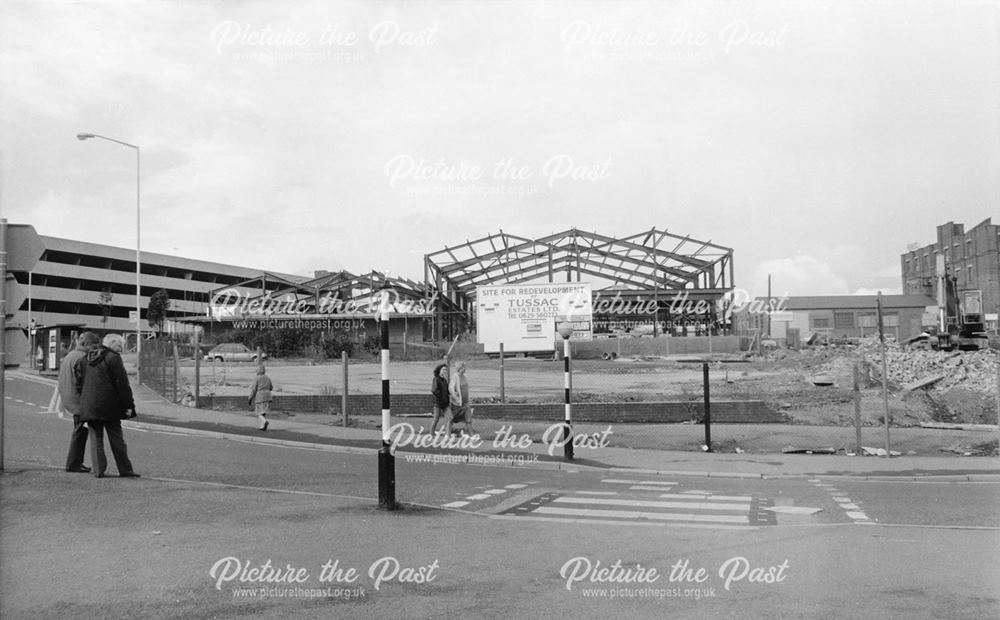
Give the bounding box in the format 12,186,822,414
424,227,735,337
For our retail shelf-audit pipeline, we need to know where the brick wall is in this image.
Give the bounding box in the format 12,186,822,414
199,393,784,423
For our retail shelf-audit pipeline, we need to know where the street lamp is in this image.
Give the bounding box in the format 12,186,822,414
77,133,141,383
557,320,575,460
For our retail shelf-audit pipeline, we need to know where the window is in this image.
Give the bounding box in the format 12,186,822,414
812,317,830,329
834,312,855,330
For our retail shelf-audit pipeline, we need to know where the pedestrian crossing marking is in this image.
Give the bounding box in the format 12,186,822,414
536,506,749,524
602,479,677,486
554,496,751,512
658,493,753,502
499,490,776,529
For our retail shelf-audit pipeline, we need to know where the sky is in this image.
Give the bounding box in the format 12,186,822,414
2,0,998,299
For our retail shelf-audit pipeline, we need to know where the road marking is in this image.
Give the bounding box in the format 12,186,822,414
536,505,749,524
500,489,773,529
442,501,470,508
765,506,823,516
490,514,758,529
484,489,506,495
630,485,683,492
505,484,527,489
466,493,491,500
602,479,677,486
576,491,618,496
810,479,871,523
554,497,751,512
658,493,753,502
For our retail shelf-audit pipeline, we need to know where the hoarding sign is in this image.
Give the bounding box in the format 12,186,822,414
476,283,593,353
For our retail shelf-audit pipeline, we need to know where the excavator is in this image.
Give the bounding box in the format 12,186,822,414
933,278,989,351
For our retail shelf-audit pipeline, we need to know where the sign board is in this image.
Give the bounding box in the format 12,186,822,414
48,329,57,369
5,224,45,272
770,311,793,322
4,275,26,317
3,327,29,367
476,283,593,353
129,310,139,323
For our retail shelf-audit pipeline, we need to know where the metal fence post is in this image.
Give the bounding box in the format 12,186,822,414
172,340,179,403
854,362,862,456
499,342,505,403
342,350,349,427
194,330,200,408
877,292,891,457
703,362,712,452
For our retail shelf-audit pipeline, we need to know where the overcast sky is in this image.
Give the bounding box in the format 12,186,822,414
2,0,997,298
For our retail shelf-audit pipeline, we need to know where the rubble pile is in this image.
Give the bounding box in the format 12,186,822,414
851,338,998,395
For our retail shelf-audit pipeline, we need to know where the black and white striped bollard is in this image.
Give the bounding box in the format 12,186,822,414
557,323,574,460
378,288,397,509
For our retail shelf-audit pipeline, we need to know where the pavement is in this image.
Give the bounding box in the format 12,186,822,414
16,369,1000,480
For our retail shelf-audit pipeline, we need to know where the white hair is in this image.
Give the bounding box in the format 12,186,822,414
102,333,126,353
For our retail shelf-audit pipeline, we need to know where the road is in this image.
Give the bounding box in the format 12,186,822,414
2,375,999,619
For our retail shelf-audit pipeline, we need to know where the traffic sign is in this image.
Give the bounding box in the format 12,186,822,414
4,275,26,318
5,224,45,272
3,327,29,368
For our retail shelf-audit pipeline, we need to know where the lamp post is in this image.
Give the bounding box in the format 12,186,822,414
557,320,575,460
377,283,397,509
77,133,141,383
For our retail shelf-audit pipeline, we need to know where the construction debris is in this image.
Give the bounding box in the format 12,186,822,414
781,446,837,454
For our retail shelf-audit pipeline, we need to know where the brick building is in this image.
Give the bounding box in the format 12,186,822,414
901,218,1000,329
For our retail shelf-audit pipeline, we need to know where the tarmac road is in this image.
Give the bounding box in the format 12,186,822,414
2,374,999,619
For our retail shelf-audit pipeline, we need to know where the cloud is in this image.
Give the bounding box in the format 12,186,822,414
751,256,849,298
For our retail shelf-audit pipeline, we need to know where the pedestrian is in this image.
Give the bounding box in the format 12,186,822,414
429,363,450,434
447,361,475,436
248,365,273,431
61,331,101,472
78,334,139,478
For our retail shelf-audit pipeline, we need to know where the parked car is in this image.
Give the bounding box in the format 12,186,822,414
204,343,266,362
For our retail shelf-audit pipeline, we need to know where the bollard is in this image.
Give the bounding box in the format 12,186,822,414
378,293,397,510
556,326,574,461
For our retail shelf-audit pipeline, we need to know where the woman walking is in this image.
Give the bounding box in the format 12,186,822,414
429,363,450,434
249,365,273,431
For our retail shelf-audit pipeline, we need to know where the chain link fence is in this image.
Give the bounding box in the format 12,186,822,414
139,338,181,404
179,333,999,457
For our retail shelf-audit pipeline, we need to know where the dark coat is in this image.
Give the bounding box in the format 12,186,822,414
431,375,450,408
78,346,135,422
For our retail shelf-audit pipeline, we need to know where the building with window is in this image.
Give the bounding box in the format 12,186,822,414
6,231,307,366
901,218,1000,329
740,295,937,344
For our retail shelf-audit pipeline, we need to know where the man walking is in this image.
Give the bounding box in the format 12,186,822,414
61,332,101,472
78,334,140,478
